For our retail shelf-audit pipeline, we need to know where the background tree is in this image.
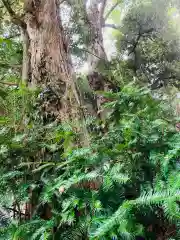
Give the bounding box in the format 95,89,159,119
116,0,180,89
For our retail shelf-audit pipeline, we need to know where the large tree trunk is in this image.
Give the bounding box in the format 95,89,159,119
23,0,81,123
21,0,90,220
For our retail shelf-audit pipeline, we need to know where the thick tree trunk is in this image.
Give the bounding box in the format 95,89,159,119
23,0,81,122
21,1,90,221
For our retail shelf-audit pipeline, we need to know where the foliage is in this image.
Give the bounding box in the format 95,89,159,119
112,0,180,90
0,75,179,239
0,1,179,240
0,37,22,82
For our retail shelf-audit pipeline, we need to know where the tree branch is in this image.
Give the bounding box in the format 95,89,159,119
1,0,26,28
80,48,106,61
104,1,120,20
0,81,18,86
128,28,154,56
104,23,120,30
2,33,21,40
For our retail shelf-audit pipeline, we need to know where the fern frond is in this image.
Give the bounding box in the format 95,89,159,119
134,191,180,206
163,201,180,222
92,201,132,238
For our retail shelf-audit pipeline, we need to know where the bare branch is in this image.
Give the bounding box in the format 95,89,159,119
0,75,19,87
1,0,26,28
79,47,106,61
104,23,120,30
104,1,120,20
0,81,18,86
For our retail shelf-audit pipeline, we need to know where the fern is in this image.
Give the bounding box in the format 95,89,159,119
0,82,179,239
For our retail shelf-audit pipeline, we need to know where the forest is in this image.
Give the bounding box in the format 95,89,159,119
0,0,179,239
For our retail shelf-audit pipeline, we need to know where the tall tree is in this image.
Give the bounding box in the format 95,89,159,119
65,0,121,118
1,0,86,125
107,0,180,90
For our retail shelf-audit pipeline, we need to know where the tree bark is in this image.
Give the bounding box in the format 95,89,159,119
86,0,107,72
85,0,112,119
23,0,81,123
65,0,110,119
21,29,30,84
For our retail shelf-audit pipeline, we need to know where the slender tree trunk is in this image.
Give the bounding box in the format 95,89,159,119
21,29,30,84
86,0,107,72
64,0,110,119
85,0,111,119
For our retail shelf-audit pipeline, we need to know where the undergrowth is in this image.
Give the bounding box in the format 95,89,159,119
0,82,179,240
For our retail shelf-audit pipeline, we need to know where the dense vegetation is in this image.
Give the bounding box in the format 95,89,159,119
0,0,179,239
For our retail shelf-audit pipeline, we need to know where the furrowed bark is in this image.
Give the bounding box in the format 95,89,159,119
23,0,83,124
2,0,89,138
2,0,91,223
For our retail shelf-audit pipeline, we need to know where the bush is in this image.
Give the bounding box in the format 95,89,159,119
0,83,179,240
